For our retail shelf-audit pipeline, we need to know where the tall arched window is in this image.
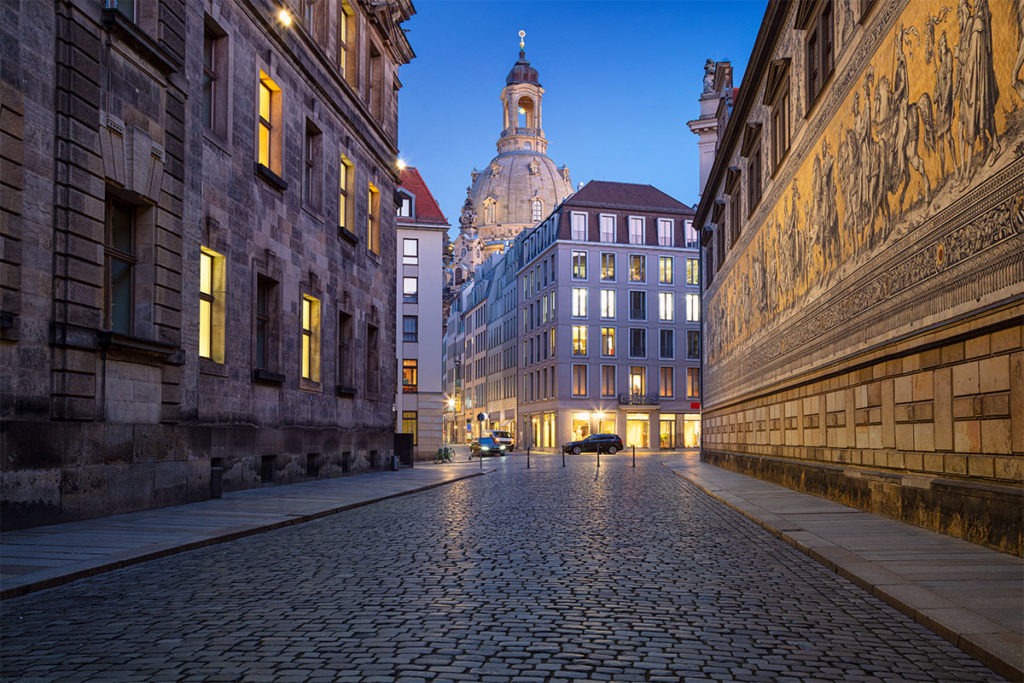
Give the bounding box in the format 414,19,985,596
484,201,495,225
531,199,543,222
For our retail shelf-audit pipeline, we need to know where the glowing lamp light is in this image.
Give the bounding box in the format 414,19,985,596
396,158,407,171
277,8,292,26
518,107,526,115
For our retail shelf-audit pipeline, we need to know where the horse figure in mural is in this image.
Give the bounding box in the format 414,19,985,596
886,25,934,212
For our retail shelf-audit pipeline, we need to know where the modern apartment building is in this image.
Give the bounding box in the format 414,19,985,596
1,0,414,529
516,181,698,450
396,167,449,460
695,0,1023,553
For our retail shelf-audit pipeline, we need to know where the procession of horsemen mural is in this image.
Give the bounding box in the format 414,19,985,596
705,0,1024,372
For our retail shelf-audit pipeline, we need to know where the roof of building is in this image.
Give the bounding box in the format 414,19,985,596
565,180,693,214
506,50,540,86
398,167,449,225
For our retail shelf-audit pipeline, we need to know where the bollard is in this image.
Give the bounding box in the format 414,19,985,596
527,447,531,469
597,448,601,469
632,444,636,468
562,449,566,467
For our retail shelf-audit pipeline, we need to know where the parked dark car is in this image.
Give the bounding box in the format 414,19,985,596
561,433,624,455
471,437,507,457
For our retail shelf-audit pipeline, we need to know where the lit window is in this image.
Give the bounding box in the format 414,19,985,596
339,155,353,233
403,238,418,265
600,253,615,281
199,247,226,362
686,258,699,285
571,250,587,279
550,328,556,357
659,256,673,284
532,199,543,222
572,325,587,356
571,288,588,317
105,198,135,335
686,293,700,322
599,215,615,242
572,364,587,397
687,367,701,398
629,254,645,282
338,1,355,82
402,359,418,393
257,72,282,175
658,291,674,322
601,327,616,357
367,183,380,254
600,290,616,319
571,212,587,240
402,410,418,444
301,295,321,383
659,367,674,398
629,366,646,395
403,276,418,303
657,218,673,246
628,216,644,244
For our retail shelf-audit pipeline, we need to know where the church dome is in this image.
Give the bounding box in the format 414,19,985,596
506,51,540,86
469,151,572,240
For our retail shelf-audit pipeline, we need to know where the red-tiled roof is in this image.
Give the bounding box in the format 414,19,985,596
566,180,693,214
398,167,449,225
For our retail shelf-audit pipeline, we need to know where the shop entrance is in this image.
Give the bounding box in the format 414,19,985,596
625,414,649,448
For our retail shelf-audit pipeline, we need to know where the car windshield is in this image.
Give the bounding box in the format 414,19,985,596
492,431,510,438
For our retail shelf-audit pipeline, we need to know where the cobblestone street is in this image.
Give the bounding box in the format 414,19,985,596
0,455,1002,682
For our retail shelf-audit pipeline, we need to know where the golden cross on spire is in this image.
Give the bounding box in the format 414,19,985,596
518,30,526,51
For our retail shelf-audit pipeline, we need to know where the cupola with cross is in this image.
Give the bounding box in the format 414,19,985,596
498,30,548,155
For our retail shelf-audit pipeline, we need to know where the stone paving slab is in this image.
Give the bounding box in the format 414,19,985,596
0,462,489,599
665,458,1024,682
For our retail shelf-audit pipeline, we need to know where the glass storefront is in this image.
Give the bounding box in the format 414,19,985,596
684,414,701,447
571,411,591,441
542,412,556,447
625,413,649,448
659,414,677,449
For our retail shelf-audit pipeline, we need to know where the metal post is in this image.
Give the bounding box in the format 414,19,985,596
527,447,531,469
632,444,636,468
562,449,565,467
597,448,601,469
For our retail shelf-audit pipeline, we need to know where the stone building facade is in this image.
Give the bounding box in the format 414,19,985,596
1,0,413,529
516,181,699,451
695,0,1023,554
396,167,448,460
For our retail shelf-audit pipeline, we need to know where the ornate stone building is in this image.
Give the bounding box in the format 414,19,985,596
1,0,414,529
695,0,1023,554
451,35,574,285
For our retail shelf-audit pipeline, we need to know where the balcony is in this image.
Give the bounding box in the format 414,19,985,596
500,127,541,138
618,393,661,406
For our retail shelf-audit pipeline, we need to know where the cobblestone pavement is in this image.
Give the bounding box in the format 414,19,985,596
1,455,1002,682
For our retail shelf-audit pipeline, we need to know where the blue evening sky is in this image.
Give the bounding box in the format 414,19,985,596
397,0,768,234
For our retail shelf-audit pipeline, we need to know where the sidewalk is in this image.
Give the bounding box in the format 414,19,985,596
665,458,1024,682
0,460,490,600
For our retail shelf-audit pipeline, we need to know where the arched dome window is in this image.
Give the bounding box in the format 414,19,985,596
531,199,543,222
517,96,535,128
484,200,496,225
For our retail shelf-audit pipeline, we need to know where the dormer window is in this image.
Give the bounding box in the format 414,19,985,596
397,193,413,218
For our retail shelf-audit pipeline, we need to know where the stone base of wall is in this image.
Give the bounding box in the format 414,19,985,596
701,449,1023,556
0,420,396,531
